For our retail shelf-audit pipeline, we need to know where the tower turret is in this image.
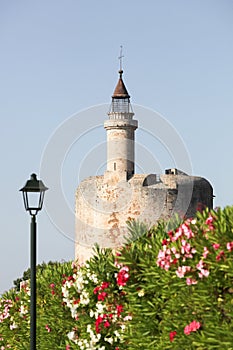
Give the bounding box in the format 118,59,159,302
104,70,138,180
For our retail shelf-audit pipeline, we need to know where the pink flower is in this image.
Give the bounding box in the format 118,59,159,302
95,313,113,333
181,244,189,255
101,282,110,289
45,324,51,332
184,320,201,335
206,216,213,225
169,330,177,342
203,246,209,258
186,278,197,285
95,315,103,333
66,345,70,350
168,230,173,239
93,286,101,294
182,222,195,239
172,228,182,242
196,260,209,278
216,250,225,261
184,325,191,335
171,258,178,265
171,247,181,260
116,304,124,316
98,292,108,301
212,243,220,250
227,242,233,252
196,260,204,270
157,246,176,271
104,320,110,328
171,247,177,254
50,283,56,295
94,281,110,297
198,269,209,278
176,265,191,278
205,216,214,230
117,266,129,286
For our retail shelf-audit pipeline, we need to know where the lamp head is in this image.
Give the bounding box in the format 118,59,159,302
20,174,48,216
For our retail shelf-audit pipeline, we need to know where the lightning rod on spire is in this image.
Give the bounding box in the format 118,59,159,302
118,45,124,71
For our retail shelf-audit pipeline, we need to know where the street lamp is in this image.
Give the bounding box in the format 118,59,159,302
20,173,48,350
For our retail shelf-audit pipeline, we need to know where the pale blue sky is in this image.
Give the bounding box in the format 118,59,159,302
1,0,233,294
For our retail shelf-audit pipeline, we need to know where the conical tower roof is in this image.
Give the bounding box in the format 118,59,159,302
112,70,130,99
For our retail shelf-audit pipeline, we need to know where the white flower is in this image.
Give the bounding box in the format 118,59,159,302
10,322,18,330
112,313,118,322
89,309,95,318
19,304,28,316
114,330,121,339
89,273,98,284
67,330,78,344
123,315,132,321
96,302,105,314
138,289,145,297
104,337,113,344
75,272,85,292
64,280,72,289
121,324,126,331
70,304,79,318
67,331,75,340
62,286,69,298
87,324,92,333
80,290,90,305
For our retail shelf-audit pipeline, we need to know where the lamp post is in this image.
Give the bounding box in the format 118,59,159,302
20,173,48,350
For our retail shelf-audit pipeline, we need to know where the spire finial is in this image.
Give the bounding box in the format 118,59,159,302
118,45,124,74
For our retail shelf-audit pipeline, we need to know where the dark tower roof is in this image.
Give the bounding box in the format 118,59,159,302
112,70,130,99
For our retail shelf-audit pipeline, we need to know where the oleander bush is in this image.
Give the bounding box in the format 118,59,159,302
1,206,233,349
119,208,233,349
0,261,74,349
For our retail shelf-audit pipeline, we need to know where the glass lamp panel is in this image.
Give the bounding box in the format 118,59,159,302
27,191,42,211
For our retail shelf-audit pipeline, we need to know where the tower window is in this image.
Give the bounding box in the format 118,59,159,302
114,162,116,171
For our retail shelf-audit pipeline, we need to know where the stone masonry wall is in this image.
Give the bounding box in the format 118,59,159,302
75,173,213,263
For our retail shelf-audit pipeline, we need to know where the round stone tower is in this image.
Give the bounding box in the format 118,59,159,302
104,70,138,180
75,68,213,264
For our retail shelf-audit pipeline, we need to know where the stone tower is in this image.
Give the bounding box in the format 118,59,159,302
104,69,137,181
75,69,213,263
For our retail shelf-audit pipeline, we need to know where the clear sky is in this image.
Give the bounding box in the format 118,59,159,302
1,0,233,294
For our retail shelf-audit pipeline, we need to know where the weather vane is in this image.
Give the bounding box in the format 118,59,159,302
118,45,124,71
